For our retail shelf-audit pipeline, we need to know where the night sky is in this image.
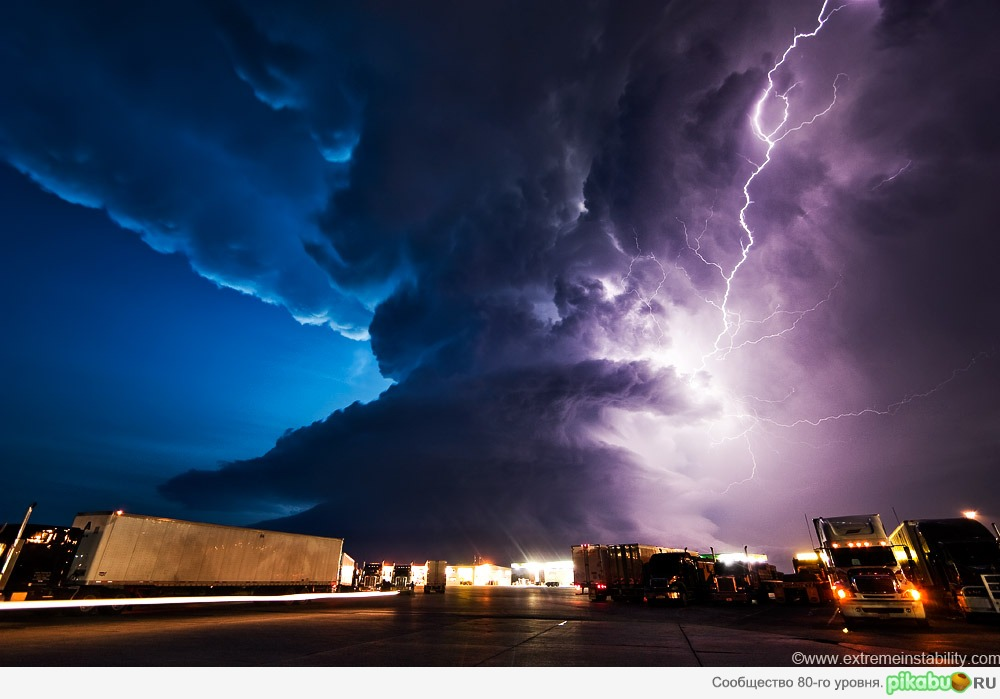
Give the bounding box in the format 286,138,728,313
2,0,998,569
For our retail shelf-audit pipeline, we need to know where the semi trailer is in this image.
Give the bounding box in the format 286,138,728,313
339,552,357,591
424,560,447,593
814,513,926,627
572,543,674,602
571,544,610,600
604,544,678,602
890,518,1000,619
0,505,346,608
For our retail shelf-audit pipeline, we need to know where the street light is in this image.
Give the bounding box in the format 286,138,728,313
962,510,978,520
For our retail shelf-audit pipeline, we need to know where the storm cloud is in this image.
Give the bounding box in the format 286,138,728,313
3,0,999,565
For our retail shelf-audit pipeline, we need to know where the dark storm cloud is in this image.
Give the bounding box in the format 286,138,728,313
701,0,1000,550
5,0,998,566
161,358,697,561
827,0,1000,370
152,2,794,562
0,0,371,335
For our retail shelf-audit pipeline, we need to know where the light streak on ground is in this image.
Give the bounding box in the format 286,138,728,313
0,590,398,612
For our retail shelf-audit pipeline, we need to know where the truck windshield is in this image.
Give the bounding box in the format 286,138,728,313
714,562,747,576
646,554,685,576
829,547,896,568
917,520,1000,567
940,540,1000,568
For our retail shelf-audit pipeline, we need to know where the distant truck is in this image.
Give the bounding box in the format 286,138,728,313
707,550,777,605
571,544,610,600
358,562,387,591
890,518,1000,619
779,551,834,604
391,563,414,592
814,514,926,627
644,550,713,605
424,560,447,593
0,505,345,610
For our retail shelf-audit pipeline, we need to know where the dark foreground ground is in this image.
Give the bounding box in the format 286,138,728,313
1,585,998,667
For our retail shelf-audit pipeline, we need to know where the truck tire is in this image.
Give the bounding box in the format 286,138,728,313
75,594,100,616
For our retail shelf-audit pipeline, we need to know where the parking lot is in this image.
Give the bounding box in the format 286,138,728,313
2,585,998,667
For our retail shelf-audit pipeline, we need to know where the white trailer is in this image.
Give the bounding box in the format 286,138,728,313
339,552,357,591
424,560,447,593
68,511,344,596
571,544,609,600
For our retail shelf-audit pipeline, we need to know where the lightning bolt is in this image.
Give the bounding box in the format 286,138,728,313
709,1,848,364
756,351,993,429
621,229,668,344
612,1,991,499
872,159,913,191
693,0,850,493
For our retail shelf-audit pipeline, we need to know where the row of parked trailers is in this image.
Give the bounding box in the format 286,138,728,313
571,543,778,606
571,514,1000,626
0,503,458,611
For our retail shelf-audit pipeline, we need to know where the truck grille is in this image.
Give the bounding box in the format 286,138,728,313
716,577,738,593
854,575,896,594
859,606,906,614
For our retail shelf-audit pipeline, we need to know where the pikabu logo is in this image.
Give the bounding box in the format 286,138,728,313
886,671,987,695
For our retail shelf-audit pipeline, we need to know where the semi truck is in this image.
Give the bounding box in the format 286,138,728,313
391,563,414,591
571,544,610,600
424,560,447,593
358,561,387,591
707,550,777,604
889,518,1000,619
643,549,713,605
605,544,680,603
779,551,834,604
0,505,346,609
814,513,926,627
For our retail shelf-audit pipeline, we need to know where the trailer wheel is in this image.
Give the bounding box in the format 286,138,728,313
76,594,100,616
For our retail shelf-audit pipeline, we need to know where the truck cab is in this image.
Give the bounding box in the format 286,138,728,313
891,518,1000,619
359,561,386,591
815,514,926,627
709,552,776,604
643,551,712,605
391,563,414,592
0,524,82,602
